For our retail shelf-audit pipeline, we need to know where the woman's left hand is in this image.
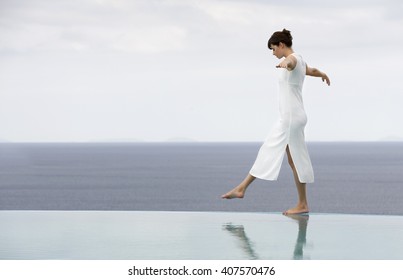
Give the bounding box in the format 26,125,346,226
276,60,289,69
276,55,296,70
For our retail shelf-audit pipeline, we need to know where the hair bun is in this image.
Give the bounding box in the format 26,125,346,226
268,28,293,49
282,29,292,40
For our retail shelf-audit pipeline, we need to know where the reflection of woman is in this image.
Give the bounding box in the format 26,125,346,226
286,214,309,260
223,224,258,260
222,29,330,215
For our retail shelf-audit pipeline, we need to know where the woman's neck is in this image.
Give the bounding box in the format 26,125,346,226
283,48,294,58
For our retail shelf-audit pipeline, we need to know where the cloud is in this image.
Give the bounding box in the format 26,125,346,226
111,25,187,53
0,0,190,53
3,0,400,55
1,0,403,142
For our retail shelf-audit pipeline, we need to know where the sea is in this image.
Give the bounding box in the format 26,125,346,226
0,142,402,215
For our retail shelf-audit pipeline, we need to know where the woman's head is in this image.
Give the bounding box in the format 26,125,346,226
268,29,293,50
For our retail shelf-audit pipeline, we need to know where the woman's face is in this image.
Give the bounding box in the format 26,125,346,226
270,43,284,59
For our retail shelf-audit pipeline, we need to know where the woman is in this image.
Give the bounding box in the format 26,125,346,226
222,29,330,215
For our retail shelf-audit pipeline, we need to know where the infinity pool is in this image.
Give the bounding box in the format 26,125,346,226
1,211,402,260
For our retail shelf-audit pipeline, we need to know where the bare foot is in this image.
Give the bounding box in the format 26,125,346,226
283,204,309,215
284,213,309,222
221,186,245,199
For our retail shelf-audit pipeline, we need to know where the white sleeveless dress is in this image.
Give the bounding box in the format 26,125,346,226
249,53,314,183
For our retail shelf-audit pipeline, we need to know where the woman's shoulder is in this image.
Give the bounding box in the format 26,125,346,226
290,53,303,60
291,53,306,65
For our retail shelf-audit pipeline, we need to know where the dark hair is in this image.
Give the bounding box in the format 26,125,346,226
268,29,293,49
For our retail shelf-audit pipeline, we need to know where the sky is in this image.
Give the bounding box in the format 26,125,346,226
1,0,403,142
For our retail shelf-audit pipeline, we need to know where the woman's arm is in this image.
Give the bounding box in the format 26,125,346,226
306,65,330,86
276,55,297,71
